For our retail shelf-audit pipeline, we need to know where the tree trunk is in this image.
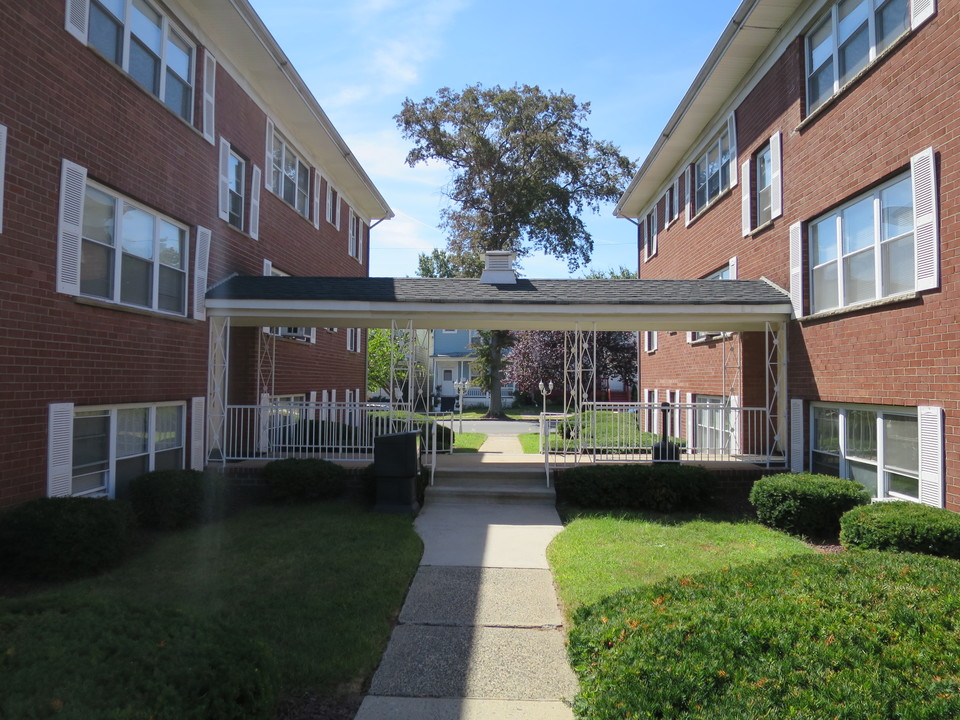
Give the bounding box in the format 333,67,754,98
484,331,507,419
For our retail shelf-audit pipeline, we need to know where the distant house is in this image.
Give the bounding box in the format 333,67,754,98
430,330,515,411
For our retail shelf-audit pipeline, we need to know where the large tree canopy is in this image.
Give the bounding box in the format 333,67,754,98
396,83,636,271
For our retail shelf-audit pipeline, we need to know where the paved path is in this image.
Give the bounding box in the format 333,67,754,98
354,491,577,719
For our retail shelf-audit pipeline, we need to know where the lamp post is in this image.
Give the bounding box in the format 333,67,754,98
537,380,554,452
454,379,469,434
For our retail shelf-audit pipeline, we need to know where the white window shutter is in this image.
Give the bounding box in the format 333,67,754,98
673,389,682,437
348,209,356,256
190,397,206,470
309,327,317,344
193,226,211,321
48,402,74,497
727,113,738,187
684,167,692,226
653,389,660,434
358,223,364,264
202,52,217,145
0,124,7,234
651,331,658,352
686,332,694,344
685,392,695,451
264,119,275,192
672,176,680,220
918,405,944,508
741,159,752,236
790,398,805,473
218,137,230,222
651,205,658,256
250,165,261,240
57,159,87,296
789,221,803,317
728,256,738,280
770,131,783,220
312,172,320,229
911,147,939,291
911,0,936,29
65,0,89,43
325,184,332,224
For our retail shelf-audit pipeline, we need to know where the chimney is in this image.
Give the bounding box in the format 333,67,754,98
479,251,517,284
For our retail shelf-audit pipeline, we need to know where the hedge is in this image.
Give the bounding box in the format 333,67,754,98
128,469,227,530
0,596,278,719
841,501,960,559
0,497,135,581
554,464,712,512
261,458,346,503
749,473,870,539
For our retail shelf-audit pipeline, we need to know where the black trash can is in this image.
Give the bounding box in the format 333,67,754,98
373,431,421,513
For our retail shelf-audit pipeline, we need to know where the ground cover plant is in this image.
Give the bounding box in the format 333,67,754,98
568,551,960,719
0,504,422,716
841,501,960,559
547,512,812,613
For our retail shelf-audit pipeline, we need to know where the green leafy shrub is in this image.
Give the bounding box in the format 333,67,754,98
841,501,960,558
262,458,346,503
568,551,960,719
749,472,869,539
0,497,135,580
0,596,278,720
555,464,712,512
128,469,227,530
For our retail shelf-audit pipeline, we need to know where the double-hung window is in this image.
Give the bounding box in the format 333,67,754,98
82,0,194,121
643,331,657,354
270,130,310,217
348,210,363,262
218,138,245,231
742,132,783,235
264,262,314,342
690,261,736,342
806,0,913,113
77,181,187,314
326,185,341,228
693,116,737,215
346,327,362,353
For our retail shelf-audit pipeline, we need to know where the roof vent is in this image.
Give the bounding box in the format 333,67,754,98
479,251,517,284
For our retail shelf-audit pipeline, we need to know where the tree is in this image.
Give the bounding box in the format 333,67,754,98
397,83,636,417
416,248,481,279
582,266,638,279
366,328,400,397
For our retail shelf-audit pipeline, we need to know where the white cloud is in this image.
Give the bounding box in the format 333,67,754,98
369,210,445,277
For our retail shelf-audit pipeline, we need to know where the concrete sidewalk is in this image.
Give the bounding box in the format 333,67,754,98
354,491,578,719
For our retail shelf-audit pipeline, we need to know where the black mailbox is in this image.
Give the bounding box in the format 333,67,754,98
373,431,421,512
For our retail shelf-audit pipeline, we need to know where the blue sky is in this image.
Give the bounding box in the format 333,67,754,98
248,0,741,278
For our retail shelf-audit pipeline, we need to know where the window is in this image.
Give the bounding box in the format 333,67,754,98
742,133,783,235
756,145,774,226
812,404,924,501
806,0,911,113
347,327,362,352
219,138,246,230
693,115,737,215
84,0,194,121
809,172,913,313
326,184,341,228
690,262,735,341
694,395,735,453
664,180,679,225
348,210,363,262
73,181,187,314
270,129,310,217
643,388,658,434
264,262,314,341
72,403,184,498
643,331,658,354
644,206,658,261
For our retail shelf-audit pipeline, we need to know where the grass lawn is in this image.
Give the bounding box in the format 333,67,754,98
452,432,487,452
518,432,541,453
547,511,813,615
21,503,422,700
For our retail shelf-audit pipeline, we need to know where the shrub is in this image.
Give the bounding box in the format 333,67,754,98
840,501,960,558
262,458,346,503
0,497,135,580
749,472,869,539
0,596,278,719
567,551,960,719
128,469,227,530
555,464,712,513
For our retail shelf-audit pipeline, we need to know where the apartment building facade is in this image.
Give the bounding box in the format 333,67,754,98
0,0,391,507
618,0,955,509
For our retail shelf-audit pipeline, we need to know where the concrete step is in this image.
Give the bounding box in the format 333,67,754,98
425,484,555,505
433,468,547,486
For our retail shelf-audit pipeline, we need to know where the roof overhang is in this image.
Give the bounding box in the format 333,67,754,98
615,0,802,218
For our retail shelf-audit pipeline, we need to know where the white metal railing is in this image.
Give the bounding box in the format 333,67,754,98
220,402,453,471
541,402,786,478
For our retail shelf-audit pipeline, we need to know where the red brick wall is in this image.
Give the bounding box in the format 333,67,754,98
0,1,367,506
636,4,960,509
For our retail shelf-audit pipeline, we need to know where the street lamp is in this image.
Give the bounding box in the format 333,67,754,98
454,379,470,434
537,380,554,452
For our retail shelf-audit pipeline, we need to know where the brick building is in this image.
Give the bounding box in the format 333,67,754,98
617,0,955,509
0,0,392,507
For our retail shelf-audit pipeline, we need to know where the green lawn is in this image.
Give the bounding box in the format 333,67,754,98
452,432,487,452
518,432,541,453
547,511,814,616
22,504,422,698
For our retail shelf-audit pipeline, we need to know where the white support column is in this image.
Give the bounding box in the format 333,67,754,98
257,326,276,400
765,321,788,464
207,315,230,462
562,322,598,459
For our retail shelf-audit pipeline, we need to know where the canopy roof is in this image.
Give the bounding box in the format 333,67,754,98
205,276,792,331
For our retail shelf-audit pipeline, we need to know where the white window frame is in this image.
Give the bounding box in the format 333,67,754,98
643,388,659,434
810,402,940,505
692,113,738,217
326,183,341,229
219,138,246,231
71,0,196,123
348,209,363,262
805,0,928,114
50,401,187,499
643,330,658,354
743,132,783,235
644,206,658,261
269,126,310,218
347,327,362,353
689,261,736,342
265,261,315,343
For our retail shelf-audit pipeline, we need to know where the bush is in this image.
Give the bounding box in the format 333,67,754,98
0,596,278,719
749,472,869,540
128,469,227,530
0,497,135,580
555,464,712,512
262,458,346,503
568,551,960,719
840,501,960,558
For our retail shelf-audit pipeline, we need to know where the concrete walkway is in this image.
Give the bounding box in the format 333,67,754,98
354,480,578,718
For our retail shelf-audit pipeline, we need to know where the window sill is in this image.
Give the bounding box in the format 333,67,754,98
74,296,194,323
799,291,920,323
748,218,776,237
689,331,734,346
